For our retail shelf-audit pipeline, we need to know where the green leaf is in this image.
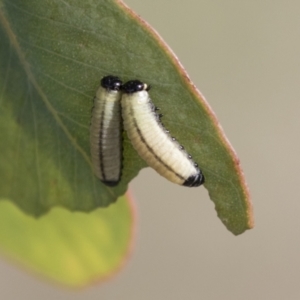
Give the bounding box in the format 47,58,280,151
0,195,134,287
0,0,253,234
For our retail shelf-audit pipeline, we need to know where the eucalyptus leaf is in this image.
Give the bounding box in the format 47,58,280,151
0,195,134,287
0,0,253,234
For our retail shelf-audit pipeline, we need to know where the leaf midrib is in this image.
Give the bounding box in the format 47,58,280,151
0,9,92,167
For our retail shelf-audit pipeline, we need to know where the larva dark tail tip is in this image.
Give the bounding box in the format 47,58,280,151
183,172,205,187
102,180,120,187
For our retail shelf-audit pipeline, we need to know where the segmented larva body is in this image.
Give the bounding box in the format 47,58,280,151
90,76,122,186
121,80,204,187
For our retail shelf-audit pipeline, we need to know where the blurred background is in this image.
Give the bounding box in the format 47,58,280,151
2,0,300,299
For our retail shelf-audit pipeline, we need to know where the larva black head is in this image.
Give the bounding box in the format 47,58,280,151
122,80,148,94
183,170,205,187
101,75,122,91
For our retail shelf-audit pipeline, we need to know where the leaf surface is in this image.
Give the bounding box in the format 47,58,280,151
0,0,253,234
0,195,134,287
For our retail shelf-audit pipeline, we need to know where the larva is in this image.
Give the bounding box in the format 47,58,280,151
90,75,122,186
121,80,204,187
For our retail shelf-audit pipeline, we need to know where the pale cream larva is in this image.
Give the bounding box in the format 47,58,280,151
90,75,122,186
121,80,204,187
